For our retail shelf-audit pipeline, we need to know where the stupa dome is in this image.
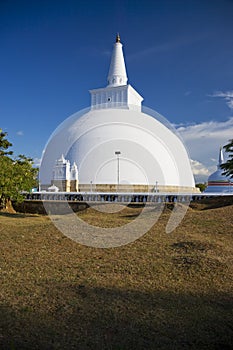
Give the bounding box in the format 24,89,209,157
205,147,233,193
208,169,228,182
40,35,196,193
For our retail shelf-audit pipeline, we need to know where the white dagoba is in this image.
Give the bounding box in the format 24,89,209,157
40,34,196,193
205,147,233,193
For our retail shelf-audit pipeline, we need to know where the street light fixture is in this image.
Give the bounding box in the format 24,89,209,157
115,151,121,192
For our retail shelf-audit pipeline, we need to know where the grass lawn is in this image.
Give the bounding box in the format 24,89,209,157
0,199,233,349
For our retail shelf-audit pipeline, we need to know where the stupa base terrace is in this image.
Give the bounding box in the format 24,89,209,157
14,192,233,215
25,191,232,203
41,183,200,194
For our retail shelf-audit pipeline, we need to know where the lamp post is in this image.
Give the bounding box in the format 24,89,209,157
115,151,121,192
155,181,158,193
90,181,93,193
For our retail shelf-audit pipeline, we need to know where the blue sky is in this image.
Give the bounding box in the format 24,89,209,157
1,0,233,182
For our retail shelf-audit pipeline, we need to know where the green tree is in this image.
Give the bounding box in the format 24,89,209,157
0,129,38,210
221,139,233,178
0,129,13,156
195,183,207,192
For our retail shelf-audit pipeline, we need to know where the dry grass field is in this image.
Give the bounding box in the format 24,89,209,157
0,199,233,349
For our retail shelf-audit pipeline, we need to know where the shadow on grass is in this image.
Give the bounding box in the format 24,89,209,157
190,196,233,211
121,205,166,219
1,285,232,350
0,212,37,219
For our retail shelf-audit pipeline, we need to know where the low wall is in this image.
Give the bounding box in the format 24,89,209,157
13,200,89,215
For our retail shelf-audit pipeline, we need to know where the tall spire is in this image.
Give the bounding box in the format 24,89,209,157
217,146,224,169
90,34,143,111
107,34,128,87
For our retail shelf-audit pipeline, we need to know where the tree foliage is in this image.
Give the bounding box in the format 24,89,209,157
0,129,13,156
220,139,233,178
0,129,38,209
195,183,207,192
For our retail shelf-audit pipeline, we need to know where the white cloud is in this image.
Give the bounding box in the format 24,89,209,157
176,117,233,182
190,159,211,183
211,91,233,110
16,130,24,136
33,157,41,167
190,159,209,176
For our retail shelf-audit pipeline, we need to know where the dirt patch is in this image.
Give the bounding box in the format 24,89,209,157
171,240,213,253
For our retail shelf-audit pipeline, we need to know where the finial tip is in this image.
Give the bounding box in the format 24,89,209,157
116,33,120,43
